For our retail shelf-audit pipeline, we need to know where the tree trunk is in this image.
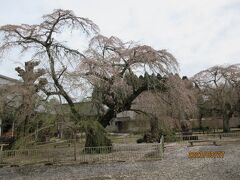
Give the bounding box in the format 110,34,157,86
47,48,112,148
12,121,15,137
21,115,29,137
223,104,233,133
85,120,112,149
223,114,230,132
97,83,149,128
137,114,162,143
0,118,2,137
98,109,115,128
198,113,203,130
150,115,160,138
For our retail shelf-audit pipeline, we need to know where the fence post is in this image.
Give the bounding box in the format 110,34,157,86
162,136,164,153
74,132,77,161
159,135,164,159
0,151,3,164
47,149,50,163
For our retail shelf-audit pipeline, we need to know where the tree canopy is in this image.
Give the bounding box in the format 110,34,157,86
192,64,240,132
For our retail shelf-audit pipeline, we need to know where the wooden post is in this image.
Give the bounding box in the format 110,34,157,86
0,118,2,137
0,150,3,163
74,131,77,161
12,121,15,137
35,120,38,144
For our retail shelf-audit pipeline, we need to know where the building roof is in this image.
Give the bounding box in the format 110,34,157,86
57,101,104,117
0,74,19,82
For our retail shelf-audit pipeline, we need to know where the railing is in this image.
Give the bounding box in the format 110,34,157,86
207,132,240,138
110,136,141,144
175,132,240,141
0,136,164,165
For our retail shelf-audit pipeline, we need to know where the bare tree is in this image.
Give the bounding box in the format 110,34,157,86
192,64,240,132
0,9,112,147
77,35,180,129
133,74,196,141
14,60,47,136
0,60,46,139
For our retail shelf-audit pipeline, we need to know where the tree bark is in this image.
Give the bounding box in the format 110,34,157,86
85,121,112,151
223,103,233,133
97,83,151,128
150,115,160,139
223,114,230,132
198,113,203,130
46,47,111,148
98,109,115,128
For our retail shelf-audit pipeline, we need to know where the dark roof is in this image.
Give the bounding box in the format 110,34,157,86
59,101,103,116
0,74,19,83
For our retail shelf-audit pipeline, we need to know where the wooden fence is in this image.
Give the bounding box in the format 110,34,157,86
175,132,240,141
0,136,164,166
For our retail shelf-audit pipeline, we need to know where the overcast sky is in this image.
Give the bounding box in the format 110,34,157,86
0,0,240,78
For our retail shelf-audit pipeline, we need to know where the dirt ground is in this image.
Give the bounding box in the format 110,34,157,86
0,139,240,180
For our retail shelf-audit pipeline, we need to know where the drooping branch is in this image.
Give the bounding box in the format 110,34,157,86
192,64,240,132
0,9,115,148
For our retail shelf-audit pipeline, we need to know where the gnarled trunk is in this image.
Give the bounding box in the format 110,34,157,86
98,109,115,128
85,120,112,151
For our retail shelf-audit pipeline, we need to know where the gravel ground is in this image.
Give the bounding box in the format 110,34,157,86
0,140,240,180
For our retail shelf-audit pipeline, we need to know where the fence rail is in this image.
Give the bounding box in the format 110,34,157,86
175,132,240,141
0,136,164,165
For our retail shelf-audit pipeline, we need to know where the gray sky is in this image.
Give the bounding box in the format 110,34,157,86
0,0,240,78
